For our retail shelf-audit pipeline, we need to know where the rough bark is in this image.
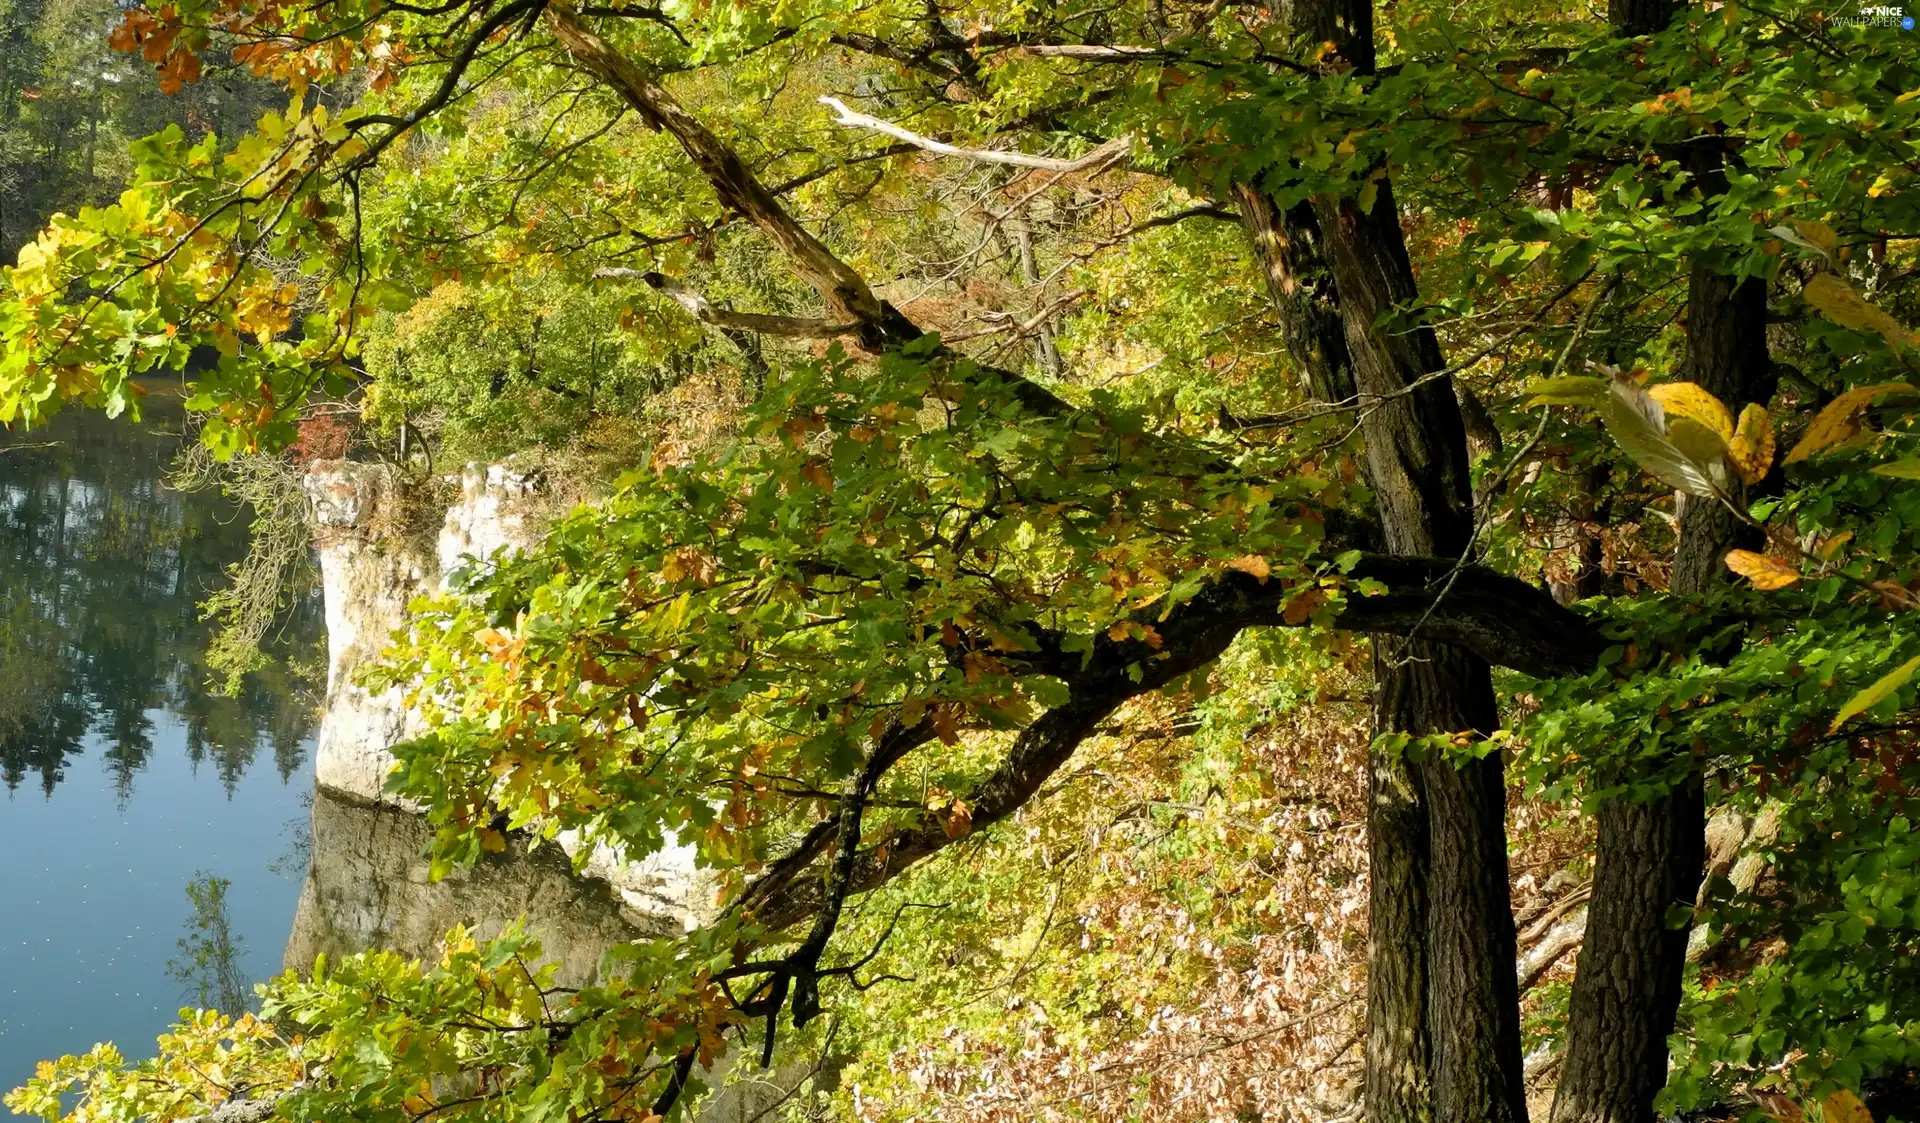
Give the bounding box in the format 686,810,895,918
1287,0,1529,1110
1551,173,1774,1121
1609,0,1677,35
1408,644,1521,1123
1239,166,1527,1123
1235,184,1359,406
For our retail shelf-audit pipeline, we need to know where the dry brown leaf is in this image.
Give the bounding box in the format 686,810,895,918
1227,554,1271,582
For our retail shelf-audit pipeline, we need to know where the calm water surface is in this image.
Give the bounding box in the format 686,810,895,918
0,394,320,1094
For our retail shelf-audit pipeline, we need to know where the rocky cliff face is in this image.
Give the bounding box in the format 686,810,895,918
284,788,671,987
301,460,703,928
295,462,824,1120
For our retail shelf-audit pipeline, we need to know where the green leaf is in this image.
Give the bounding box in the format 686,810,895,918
1870,458,1920,479
1525,375,1608,407
1830,654,1920,734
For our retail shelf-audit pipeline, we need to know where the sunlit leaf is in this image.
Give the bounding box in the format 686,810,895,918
1783,382,1915,464
1830,653,1920,734
1728,403,1776,485
1871,458,1920,479
1725,549,1800,590
1596,373,1729,499
1804,275,1918,351
1648,382,1735,444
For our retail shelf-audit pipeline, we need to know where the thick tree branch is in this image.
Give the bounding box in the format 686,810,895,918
743,556,1605,931
546,3,916,351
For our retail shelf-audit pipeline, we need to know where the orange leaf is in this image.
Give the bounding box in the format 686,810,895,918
1725,549,1800,590
943,799,973,839
1226,554,1270,582
1282,589,1325,625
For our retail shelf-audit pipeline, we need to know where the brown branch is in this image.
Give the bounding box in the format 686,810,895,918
744,558,1606,931
546,3,911,350
1517,906,1587,992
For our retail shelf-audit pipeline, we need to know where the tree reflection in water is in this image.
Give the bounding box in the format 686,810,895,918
168,872,254,1016
0,384,322,798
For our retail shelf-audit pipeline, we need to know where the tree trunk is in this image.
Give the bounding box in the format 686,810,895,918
1237,1,1529,1116
1236,189,1438,1123
1551,160,1774,1119
1314,182,1526,1123
1235,185,1358,406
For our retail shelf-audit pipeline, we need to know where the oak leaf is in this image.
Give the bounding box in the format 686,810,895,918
1227,554,1271,582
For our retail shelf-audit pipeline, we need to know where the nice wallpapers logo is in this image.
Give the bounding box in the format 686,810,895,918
1833,4,1915,28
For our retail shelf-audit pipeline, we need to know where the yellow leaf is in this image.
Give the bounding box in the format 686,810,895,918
1804,274,1918,350
1783,382,1915,463
1728,403,1775,485
1649,381,1735,444
1789,217,1838,258
1830,653,1920,734
1724,549,1800,590
1596,372,1730,498
478,828,507,853
1823,1089,1874,1123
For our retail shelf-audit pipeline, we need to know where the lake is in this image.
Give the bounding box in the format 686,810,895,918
0,394,649,1108
0,392,320,1094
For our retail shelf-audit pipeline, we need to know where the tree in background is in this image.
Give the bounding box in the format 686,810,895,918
0,0,280,256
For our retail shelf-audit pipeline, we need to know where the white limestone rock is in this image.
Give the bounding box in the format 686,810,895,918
303,459,706,926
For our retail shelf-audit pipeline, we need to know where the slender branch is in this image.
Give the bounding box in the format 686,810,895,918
595,269,861,338
818,96,1133,174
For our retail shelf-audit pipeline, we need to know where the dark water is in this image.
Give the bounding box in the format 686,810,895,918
0,392,321,1093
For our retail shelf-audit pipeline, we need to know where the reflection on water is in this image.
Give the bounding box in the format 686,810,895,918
286,789,646,990
0,390,320,798
168,873,254,1017
0,391,319,1089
